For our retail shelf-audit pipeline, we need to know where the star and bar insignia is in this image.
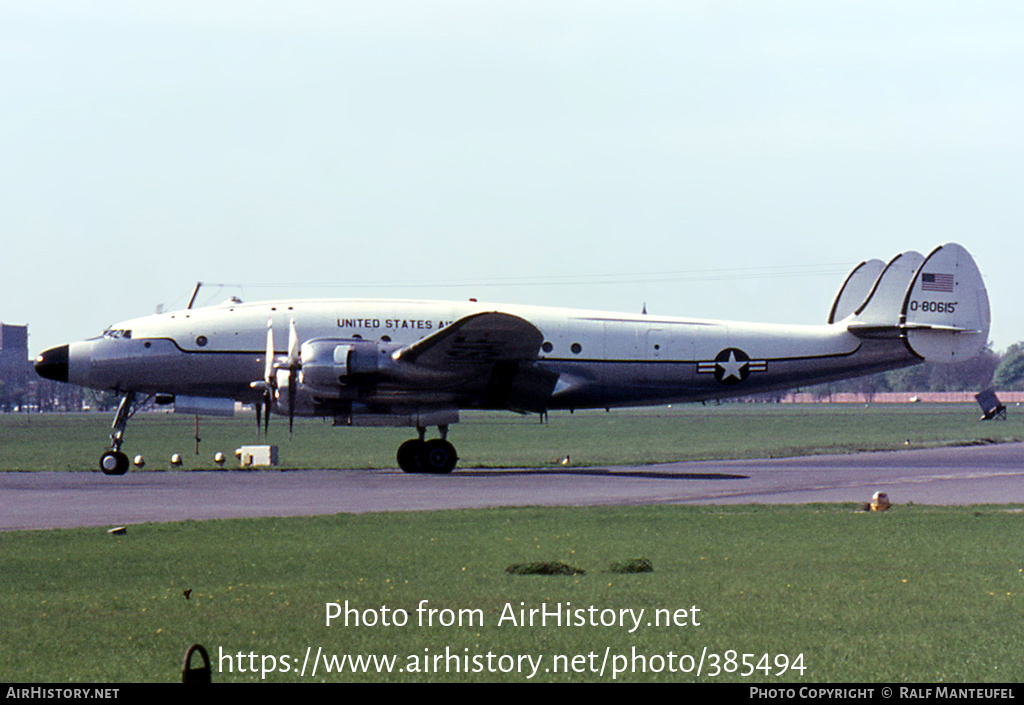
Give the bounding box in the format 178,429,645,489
697,348,767,385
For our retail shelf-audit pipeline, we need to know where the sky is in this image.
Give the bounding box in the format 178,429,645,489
2,1,1022,356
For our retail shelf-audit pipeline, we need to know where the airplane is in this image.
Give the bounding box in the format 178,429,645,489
34,242,990,475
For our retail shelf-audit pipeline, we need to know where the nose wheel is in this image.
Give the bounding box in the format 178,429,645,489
397,427,458,474
98,391,138,475
99,449,130,476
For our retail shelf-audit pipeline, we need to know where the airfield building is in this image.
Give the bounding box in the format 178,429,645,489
0,323,29,411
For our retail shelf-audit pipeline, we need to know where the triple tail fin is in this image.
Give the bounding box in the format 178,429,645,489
900,243,990,362
845,250,925,333
828,258,885,324
844,243,990,363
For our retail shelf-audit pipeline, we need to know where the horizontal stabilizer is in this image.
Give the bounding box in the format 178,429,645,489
828,259,885,324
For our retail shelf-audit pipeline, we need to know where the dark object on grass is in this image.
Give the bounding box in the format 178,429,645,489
182,644,211,683
976,388,1007,421
609,558,653,574
506,562,585,576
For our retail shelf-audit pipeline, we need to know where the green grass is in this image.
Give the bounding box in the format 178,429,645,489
3,404,1023,683
1,403,1021,471
1,504,1023,682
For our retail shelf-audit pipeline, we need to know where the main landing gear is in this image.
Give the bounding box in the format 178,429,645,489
98,391,137,475
396,425,458,474
95,392,460,475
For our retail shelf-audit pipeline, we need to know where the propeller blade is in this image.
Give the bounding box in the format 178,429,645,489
286,319,300,434
286,318,300,367
288,370,296,434
264,318,275,384
264,318,278,436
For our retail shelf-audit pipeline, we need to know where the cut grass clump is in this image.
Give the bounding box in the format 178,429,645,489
608,558,653,573
505,561,585,575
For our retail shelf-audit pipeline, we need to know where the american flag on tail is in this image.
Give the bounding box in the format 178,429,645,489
921,272,954,293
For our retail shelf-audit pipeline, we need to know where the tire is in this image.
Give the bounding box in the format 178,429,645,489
418,439,458,474
397,439,424,473
99,450,130,476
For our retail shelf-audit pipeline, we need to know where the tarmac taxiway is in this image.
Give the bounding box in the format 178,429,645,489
2,442,1022,531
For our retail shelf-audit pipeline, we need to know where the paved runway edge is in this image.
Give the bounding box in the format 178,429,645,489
2,442,1023,530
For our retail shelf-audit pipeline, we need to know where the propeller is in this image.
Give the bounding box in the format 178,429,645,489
284,318,300,434
248,318,303,436
262,318,275,435
249,318,280,437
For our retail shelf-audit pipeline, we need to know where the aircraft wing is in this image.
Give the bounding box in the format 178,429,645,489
394,311,545,366
392,311,558,411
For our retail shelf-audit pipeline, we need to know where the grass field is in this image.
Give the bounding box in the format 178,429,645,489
1,403,1021,471
2,404,1023,683
1,504,1023,683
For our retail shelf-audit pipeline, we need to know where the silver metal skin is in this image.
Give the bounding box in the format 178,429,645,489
34,243,990,474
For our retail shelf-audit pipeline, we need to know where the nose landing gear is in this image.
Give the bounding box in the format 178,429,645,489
98,392,138,475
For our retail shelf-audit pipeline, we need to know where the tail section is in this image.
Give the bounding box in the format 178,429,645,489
844,243,990,363
845,250,925,334
901,243,990,362
827,258,885,324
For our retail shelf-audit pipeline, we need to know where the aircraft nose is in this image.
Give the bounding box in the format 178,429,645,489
34,345,70,383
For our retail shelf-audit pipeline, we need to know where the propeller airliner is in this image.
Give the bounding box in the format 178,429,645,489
34,243,990,475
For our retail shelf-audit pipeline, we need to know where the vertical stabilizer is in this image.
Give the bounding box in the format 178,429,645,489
901,243,990,362
846,250,924,333
828,259,885,324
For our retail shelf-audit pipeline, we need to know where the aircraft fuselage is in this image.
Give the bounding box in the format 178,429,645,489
61,297,918,412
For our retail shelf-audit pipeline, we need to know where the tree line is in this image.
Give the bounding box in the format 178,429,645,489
803,342,1024,397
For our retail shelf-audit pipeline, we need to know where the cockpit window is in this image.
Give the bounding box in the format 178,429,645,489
103,328,132,339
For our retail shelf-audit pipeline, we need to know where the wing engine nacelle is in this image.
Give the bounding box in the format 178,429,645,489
299,338,385,395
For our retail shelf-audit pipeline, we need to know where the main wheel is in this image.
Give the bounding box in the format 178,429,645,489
397,439,424,473
99,450,130,476
418,439,458,474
